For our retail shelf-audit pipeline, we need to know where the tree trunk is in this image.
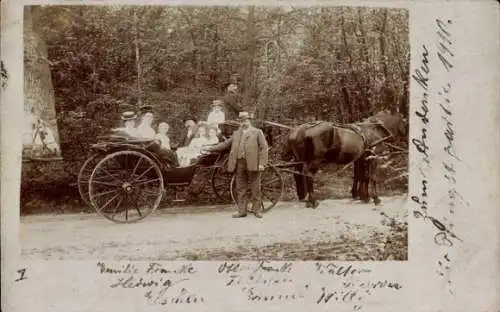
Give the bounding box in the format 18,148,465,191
379,9,389,80
23,6,61,159
340,8,365,120
241,6,256,113
133,10,142,107
355,7,373,114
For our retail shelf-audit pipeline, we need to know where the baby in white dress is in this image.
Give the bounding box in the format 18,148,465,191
154,122,171,150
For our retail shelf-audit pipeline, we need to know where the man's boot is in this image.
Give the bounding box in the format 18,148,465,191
253,211,263,219
232,212,247,218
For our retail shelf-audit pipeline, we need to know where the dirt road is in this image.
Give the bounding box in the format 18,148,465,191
21,195,408,261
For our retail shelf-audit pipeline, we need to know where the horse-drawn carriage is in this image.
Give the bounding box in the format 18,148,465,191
77,124,284,224
78,110,408,224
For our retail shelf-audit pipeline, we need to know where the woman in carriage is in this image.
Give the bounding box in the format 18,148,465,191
111,111,139,137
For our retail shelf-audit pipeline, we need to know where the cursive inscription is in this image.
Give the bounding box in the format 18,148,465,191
316,279,402,311
411,45,431,165
145,262,196,274
97,262,139,274
315,263,371,276
220,261,305,302
254,261,293,273
217,262,391,310
436,19,454,71
1,61,8,89
97,262,203,306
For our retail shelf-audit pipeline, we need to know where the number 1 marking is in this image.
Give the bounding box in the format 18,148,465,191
15,268,27,282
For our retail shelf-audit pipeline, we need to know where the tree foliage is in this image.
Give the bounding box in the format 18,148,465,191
22,5,409,212
31,5,409,160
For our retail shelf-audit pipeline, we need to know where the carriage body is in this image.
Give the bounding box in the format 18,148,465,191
77,134,233,223
77,122,285,224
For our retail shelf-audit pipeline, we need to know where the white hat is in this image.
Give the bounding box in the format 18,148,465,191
121,111,137,121
238,111,251,120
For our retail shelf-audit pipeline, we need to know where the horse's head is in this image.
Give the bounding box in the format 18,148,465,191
366,110,408,141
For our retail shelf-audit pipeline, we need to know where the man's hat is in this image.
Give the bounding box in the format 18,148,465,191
238,111,252,120
121,111,137,121
184,116,198,123
140,105,154,113
211,99,223,107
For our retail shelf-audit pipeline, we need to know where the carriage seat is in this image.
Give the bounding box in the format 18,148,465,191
97,134,156,145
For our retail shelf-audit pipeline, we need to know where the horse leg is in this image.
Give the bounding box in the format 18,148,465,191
294,164,307,202
369,159,381,205
360,158,371,203
306,163,320,209
351,160,360,199
351,161,358,199
372,179,381,205
301,163,313,208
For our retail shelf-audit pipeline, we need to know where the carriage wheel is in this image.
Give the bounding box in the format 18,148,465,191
211,157,233,203
230,165,283,213
89,150,164,223
77,153,104,207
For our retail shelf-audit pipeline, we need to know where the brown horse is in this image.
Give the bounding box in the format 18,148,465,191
282,111,408,208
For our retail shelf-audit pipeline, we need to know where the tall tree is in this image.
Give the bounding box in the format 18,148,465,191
23,6,61,159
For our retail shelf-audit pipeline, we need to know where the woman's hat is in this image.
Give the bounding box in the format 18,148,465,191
238,111,251,120
121,111,137,121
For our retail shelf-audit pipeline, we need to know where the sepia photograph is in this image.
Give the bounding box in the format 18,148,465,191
20,4,410,261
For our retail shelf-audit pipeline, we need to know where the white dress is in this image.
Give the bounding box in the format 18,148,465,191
206,136,219,145
207,110,225,126
177,137,209,167
154,133,171,150
135,125,155,139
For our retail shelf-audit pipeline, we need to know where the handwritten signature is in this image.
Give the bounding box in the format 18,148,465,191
1,61,8,89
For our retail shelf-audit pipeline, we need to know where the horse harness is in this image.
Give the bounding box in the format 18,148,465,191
332,122,369,149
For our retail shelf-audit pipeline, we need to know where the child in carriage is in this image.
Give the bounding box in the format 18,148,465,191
155,122,171,150
176,122,211,167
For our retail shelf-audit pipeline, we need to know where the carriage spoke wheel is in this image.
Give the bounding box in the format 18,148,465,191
230,165,283,213
78,153,104,207
89,151,164,223
211,157,233,203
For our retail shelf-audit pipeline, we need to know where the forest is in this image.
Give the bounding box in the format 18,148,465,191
22,5,410,213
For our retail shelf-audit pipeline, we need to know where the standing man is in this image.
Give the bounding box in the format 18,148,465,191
203,112,269,218
222,83,243,121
